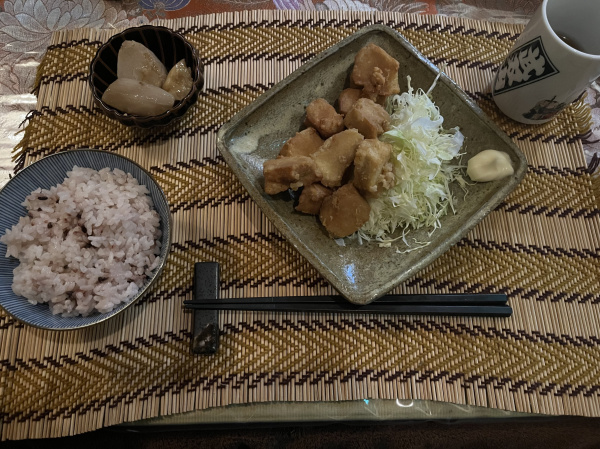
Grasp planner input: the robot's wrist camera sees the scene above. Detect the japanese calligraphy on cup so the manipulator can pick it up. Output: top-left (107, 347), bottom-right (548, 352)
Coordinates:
top-left (492, 0), bottom-right (600, 124)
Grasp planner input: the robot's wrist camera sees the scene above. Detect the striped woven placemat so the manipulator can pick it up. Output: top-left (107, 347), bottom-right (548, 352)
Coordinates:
top-left (2, 9), bottom-right (600, 440)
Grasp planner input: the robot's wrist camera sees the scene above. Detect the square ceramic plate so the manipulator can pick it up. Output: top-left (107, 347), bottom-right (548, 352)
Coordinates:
top-left (216, 25), bottom-right (527, 305)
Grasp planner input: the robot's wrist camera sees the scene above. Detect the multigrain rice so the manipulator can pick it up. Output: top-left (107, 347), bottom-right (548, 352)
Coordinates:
top-left (0, 166), bottom-right (162, 317)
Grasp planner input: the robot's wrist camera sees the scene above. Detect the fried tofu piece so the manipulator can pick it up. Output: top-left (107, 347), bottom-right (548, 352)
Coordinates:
top-left (263, 156), bottom-right (322, 195)
top-left (295, 183), bottom-right (332, 215)
top-left (350, 43), bottom-right (400, 98)
top-left (304, 98), bottom-right (345, 139)
top-left (319, 184), bottom-right (371, 238)
top-left (338, 87), bottom-right (386, 116)
top-left (361, 90), bottom-right (388, 106)
top-left (337, 88), bottom-right (362, 116)
top-left (343, 98), bottom-right (390, 139)
top-left (353, 139), bottom-right (395, 197)
top-left (310, 129), bottom-right (364, 188)
top-left (278, 128), bottom-right (324, 158)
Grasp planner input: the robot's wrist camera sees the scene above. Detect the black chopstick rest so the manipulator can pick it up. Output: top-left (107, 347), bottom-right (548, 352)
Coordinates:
top-left (190, 262), bottom-right (220, 355)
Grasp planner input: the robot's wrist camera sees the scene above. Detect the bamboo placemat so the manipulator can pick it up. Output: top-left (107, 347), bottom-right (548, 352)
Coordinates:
top-left (2, 10), bottom-right (600, 441)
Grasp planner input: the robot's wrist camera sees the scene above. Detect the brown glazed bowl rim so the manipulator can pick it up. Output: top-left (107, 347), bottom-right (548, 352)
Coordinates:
top-left (88, 24), bottom-right (203, 128)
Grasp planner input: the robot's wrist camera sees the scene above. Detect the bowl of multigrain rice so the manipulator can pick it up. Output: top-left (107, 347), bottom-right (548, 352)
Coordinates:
top-left (0, 149), bottom-right (171, 330)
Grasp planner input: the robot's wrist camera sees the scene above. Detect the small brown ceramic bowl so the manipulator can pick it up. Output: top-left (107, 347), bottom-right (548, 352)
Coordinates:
top-left (89, 25), bottom-right (204, 128)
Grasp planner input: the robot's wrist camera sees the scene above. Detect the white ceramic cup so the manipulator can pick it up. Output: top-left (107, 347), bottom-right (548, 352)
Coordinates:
top-left (492, 0), bottom-right (600, 124)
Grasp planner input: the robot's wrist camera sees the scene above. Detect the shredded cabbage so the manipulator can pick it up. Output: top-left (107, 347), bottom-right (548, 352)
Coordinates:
top-left (358, 75), bottom-right (466, 248)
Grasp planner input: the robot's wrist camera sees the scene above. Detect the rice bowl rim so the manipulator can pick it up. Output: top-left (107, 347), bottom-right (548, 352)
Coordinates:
top-left (0, 148), bottom-right (172, 331)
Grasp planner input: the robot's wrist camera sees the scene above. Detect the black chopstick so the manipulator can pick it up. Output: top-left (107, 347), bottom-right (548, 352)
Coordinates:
top-left (186, 293), bottom-right (506, 306)
top-left (188, 263), bottom-right (512, 355)
top-left (183, 294), bottom-right (511, 317)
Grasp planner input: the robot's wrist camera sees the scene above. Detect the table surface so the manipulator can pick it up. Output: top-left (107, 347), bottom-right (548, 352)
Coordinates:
top-left (1, 0), bottom-right (600, 431)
